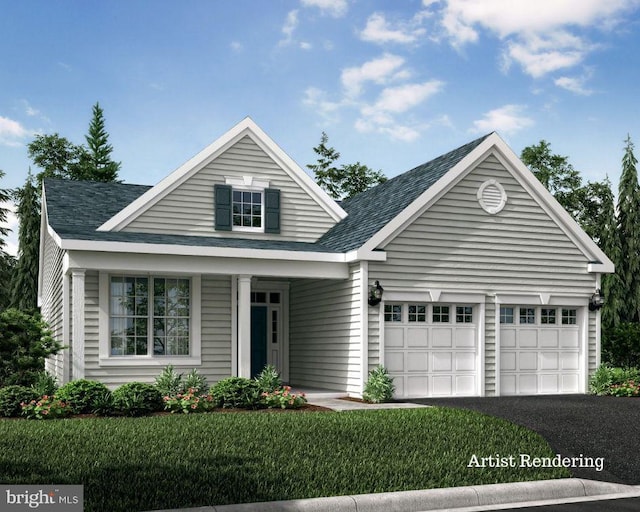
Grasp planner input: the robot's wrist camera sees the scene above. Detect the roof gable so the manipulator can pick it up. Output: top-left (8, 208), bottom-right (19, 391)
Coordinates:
top-left (97, 117), bottom-right (346, 232)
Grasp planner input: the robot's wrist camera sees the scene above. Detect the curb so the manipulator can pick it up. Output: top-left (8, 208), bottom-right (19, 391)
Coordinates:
top-left (150, 478), bottom-right (640, 512)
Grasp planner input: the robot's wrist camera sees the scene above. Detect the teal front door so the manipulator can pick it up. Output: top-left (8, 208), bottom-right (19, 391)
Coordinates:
top-left (251, 305), bottom-right (268, 378)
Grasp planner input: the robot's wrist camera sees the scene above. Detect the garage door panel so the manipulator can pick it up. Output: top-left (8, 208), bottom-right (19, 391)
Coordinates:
top-left (407, 352), bottom-right (429, 372)
top-left (432, 375), bottom-right (453, 396)
top-left (455, 328), bottom-right (475, 347)
top-left (519, 352), bottom-right (538, 370)
top-left (432, 328), bottom-right (453, 347)
top-left (385, 352), bottom-right (405, 373)
top-left (518, 330), bottom-right (538, 347)
top-left (456, 375), bottom-right (476, 395)
top-left (456, 352), bottom-right (476, 371)
top-left (386, 328), bottom-right (404, 347)
top-left (540, 330), bottom-right (559, 348)
top-left (407, 376), bottom-right (428, 397)
top-left (407, 328), bottom-right (428, 347)
top-left (500, 306), bottom-right (583, 396)
top-left (432, 352), bottom-right (452, 372)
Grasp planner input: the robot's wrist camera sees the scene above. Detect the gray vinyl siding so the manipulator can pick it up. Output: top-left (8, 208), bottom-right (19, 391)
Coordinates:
top-left (289, 265), bottom-right (362, 394)
top-left (368, 154), bottom-right (599, 394)
top-left (484, 300), bottom-right (496, 396)
top-left (41, 231), bottom-right (65, 383)
top-left (370, 155), bottom-right (594, 294)
top-left (368, 306), bottom-right (381, 373)
top-left (123, 136), bottom-right (337, 242)
top-left (84, 274), bottom-right (232, 388)
top-left (588, 310), bottom-right (597, 377)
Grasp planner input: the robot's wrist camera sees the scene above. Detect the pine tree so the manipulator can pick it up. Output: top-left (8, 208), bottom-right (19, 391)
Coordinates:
top-left (10, 173), bottom-right (40, 312)
top-left (616, 135), bottom-right (640, 323)
top-left (78, 102), bottom-right (120, 182)
top-left (0, 170), bottom-right (15, 310)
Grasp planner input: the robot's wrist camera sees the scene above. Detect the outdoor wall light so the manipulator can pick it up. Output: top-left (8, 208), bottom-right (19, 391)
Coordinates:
top-left (589, 289), bottom-right (604, 311)
top-left (368, 280), bottom-right (384, 306)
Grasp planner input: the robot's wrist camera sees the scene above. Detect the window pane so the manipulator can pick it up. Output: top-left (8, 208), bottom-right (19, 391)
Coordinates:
top-left (456, 306), bottom-right (473, 323)
top-left (270, 293), bottom-right (280, 304)
top-left (242, 191), bottom-right (251, 202)
top-left (500, 307), bottom-right (514, 324)
top-left (541, 308), bottom-right (556, 324)
top-left (233, 191), bottom-right (242, 202)
top-left (252, 216), bottom-right (262, 227)
top-left (433, 305), bottom-right (450, 323)
top-left (233, 215), bottom-right (241, 226)
top-left (520, 308), bottom-right (536, 324)
top-left (384, 304), bottom-right (402, 322)
top-left (243, 204), bottom-right (252, 215)
top-left (252, 192), bottom-right (261, 203)
top-left (243, 215), bottom-right (251, 226)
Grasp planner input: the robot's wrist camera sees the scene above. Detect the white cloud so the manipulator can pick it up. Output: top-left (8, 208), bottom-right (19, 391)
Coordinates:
top-left (438, 0), bottom-right (640, 77)
top-left (300, 41), bottom-right (313, 50)
top-left (303, 87), bottom-right (345, 123)
top-left (230, 41), bottom-right (243, 52)
top-left (300, 0), bottom-right (348, 18)
top-left (279, 10), bottom-right (299, 47)
top-left (369, 81), bottom-right (444, 113)
top-left (0, 115), bottom-right (30, 147)
top-left (471, 104), bottom-right (534, 135)
top-left (555, 75), bottom-right (594, 95)
top-left (360, 12), bottom-right (427, 45)
top-left (341, 53), bottom-right (406, 98)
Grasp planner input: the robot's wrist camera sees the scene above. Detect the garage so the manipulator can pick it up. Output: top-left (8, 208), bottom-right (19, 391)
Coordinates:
top-left (383, 303), bottom-right (478, 398)
top-left (500, 306), bottom-right (582, 396)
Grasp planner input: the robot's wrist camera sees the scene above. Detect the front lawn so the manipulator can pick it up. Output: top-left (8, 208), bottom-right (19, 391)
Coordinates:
top-left (0, 408), bottom-right (568, 512)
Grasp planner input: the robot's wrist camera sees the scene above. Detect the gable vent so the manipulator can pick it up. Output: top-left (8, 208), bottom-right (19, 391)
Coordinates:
top-left (477, 180), bottom-right (507, 214)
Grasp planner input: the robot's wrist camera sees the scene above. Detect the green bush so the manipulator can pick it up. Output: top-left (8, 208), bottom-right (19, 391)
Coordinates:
top-left (0, 385), bottom-right (38, 417)
top-left (183, 369), bottom-right (208, 393)
top-left (254, 364), bottom-right (282, 393)
top-left (56, 379), bottom-right (111, 414)
top-left (21, 395), bottom-right (71, 420)
top-left (602, 322), bottom-right (640, 368)
top-left (91, 390), bottom-right (115, 416)
top-left (112, 382), bottom-right (163, 416)
top-left (261, 386), bottom-right (307, 409)
top-left (362, 365), bottom-right (395, 403)
top-left (589, 363), bottom-right (640, 395)
top-left (30, 371), bottom-right (58, 397)
top-left (154, 365), bottom-right (184, 397)
top-left (211, 377), bottom-right (260, 409)
top-left (0, 309), bottom-right (62, 387)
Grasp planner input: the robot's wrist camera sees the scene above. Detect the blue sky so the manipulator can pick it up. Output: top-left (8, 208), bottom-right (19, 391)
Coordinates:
top-left (2, 0), bottom-right (640, 255)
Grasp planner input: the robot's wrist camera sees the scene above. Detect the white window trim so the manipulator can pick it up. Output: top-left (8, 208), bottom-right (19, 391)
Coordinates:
top-left (98, 272), bottom-right (201, 366)
top-left (225, 176), bottom-right (269, 234)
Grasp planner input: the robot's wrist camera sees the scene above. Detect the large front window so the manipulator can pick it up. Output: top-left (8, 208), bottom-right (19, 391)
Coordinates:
top-left (110, 276), bottom-right (190, 356)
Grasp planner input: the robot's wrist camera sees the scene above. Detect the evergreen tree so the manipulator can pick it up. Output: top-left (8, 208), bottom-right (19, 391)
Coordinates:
top-left (616, 135), bottom-right (640, 323)
top-left (307, 132), bottom-right (386, 200)
top-left (78, 102), bottom-right (120, 182)
top-left (27, 133), bottom-right (84, 188)
top-left (0, 170), bottom-right (15, 310)
top-left (10, 173), bottom-right (40, 312)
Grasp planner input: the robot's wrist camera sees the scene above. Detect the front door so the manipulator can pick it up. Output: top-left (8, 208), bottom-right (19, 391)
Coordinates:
top-left (250, 305), bottom-right (268, 378)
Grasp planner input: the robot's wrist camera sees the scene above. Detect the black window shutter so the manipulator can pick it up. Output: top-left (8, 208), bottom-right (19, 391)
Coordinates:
top-left (214, 184), bottom-right (232, 231)
top-left (264, 188), bottom-right (280, 234)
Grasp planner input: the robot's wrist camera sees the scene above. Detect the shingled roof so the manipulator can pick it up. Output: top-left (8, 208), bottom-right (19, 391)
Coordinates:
top-left (317, 133), bottom-right (492, 252)
top-left (43, 133), bottom-right (492, 254)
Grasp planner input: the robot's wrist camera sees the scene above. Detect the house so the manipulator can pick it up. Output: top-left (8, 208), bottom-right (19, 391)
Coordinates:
top-left (38, 117), bottom-right (614, 398)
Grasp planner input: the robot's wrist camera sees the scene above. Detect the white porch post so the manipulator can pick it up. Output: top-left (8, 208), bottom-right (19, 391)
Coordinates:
top-left (237, 275), bottom-right (252, 378)
top-left (71, 269), bottom-right (86, 380)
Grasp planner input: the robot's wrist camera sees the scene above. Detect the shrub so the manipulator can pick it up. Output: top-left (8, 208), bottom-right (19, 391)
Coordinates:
top-left (91, 390), bottom-right (115, 416)
top-left (112, 382), bottom-right (163, 417)
top-left (154, 365), bottom-right (184, 396)
top-left (21, 395), bottom-right (71, 420)
top-left (602, 322), bottom-right (640, 368)
top-left (163, 388), bottom-right (215, 414)
top-left (261, 386), bottom-right (307, 409)
top-left (362, 365), bottom-right (395, 403)
top-left (0, 385), bottom-right (38, 417)
top-left (183, 369), bottom-right (208, 393)
top-left (609, 380), bottom-right (640, 397)
top-left (589, 364), bottom-right (640, 395)
top-left (31, 371), bottom-right (58, 397)
top-left (211, 377), bottom-right (260, 409)
top-left (56, 379), bottom-right (111, 414)
top-left (0, 308), bottom-right (63, 387)
top-left (254, 364), bottom-right (282, 394)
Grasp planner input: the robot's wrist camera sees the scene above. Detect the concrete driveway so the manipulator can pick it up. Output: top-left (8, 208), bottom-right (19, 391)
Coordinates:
top-left (406, 395), bottom-right (640, 485)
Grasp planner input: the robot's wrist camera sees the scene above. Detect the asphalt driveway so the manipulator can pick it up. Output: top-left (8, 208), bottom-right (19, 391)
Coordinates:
top-left (406, 395), bottom-right (640, 485)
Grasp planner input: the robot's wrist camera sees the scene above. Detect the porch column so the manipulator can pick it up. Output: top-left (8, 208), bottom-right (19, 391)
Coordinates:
top-left (237, 275), bottom-right (252, 378)
top-left (71, 269), bottom-right (86, 380)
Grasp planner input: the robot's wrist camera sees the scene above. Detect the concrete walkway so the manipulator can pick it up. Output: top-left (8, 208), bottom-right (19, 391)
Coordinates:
top-left (298, 388), bottom-right (430, 411)
top-left (150, 479), bottom-right (640, 512)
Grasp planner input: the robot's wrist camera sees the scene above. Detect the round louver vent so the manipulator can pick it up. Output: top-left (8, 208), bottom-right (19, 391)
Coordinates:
top-left (477, 179), bottom-right (507, 214)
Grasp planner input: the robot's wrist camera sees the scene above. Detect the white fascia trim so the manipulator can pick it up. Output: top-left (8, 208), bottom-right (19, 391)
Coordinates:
top-left (345, 249), bottom-right (387, 262)
top-left (97, 117), bottom-right (346, 232)
top-left (383, 289), bottom-right (486, 303)
top-left (495, 293), bottom-right (589, 307)
top-left (60, 238), bottom-right (345, 263)
top-left (588, 262), bottom-right (614, 273)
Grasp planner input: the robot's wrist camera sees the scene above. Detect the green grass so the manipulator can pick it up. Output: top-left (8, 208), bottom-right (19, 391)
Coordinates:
top-left (0, 408), bottom-right (569, 512)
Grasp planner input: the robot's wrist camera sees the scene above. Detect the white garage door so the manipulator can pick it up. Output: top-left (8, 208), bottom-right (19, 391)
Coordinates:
top-left (500, 306), bottom-right (581, 396)
top-left (384, 303), bottom-right (478, 398)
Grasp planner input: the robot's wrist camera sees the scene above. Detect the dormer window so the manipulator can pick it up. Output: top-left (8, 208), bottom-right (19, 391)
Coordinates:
top-left (214, 177), bottom-right (280, 234)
